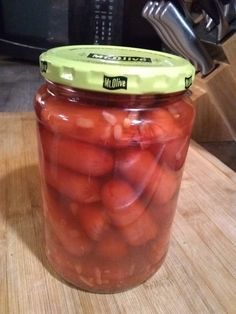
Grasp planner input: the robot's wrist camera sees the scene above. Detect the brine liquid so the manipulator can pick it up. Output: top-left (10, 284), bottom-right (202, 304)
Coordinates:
top-left (35, 85), bottom-right (195, 293)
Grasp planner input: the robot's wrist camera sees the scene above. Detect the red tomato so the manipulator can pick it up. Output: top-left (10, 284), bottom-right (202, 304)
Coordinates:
top-left (145, 166), bottom-right (179, 207)
top-left (40, 127), bottom-right (114, 176)
top-left (150, 197), bottom-right (178, 231)
top-left (34, 84), bottom-right (49, 117)
top-left (45, 189), bottom-right (92, 257)
top-left (47, 242), bottom-right (77, 282)
top-left (150, 136), bottom-right (190, 170)
top-left (46, 218), bottom-right (158, 291)
top-left (148, 231), bottom-right (171, 265)
top-left (147, 142), bottom-right (165, 164)
top-left (70, 203), bottom-right (109, 241)
top-left (45, 223), bottom-right (80, 282)
top-left (44, 161), bottom-right (101, 203)
top-left (96, 231), bottom-right (128, 260)
top-left (101, 179), bottom-right (145, 227)
top-left (167, 100), bottom-right (195, 135)
top-left (140, 108), bottom-right (183, 144)
top-left (115, 148), bottom-right (157, 191)
top-left (120, 211), bottom-right (159, 246)
top-left (40, 100), bottom-right (141, 147)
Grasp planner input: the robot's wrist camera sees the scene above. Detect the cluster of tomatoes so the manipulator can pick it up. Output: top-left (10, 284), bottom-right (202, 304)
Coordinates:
top-left (36, 86), bottom-right (195, 293)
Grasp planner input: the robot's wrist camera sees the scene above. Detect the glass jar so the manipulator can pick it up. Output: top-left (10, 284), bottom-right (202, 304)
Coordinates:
top-left (35, 45), bottom-right (195, 293)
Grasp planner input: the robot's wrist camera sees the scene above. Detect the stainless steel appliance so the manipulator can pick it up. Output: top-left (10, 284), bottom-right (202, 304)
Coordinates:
top-left (0, 0), bottom-right (162, 61)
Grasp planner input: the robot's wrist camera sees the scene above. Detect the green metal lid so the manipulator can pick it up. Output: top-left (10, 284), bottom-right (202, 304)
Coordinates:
top-left (39, 45), bottom-right (195, 95)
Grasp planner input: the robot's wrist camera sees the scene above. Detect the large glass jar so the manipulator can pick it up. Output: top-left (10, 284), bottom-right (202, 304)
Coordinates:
top-left (35, 46), bottom-right (195, 293)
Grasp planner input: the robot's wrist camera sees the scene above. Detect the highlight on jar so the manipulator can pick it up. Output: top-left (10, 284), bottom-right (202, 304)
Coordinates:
top-left (35, 45), bottom-right (196, 293)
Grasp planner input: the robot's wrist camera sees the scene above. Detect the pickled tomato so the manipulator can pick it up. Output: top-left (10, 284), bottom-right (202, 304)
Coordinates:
top-left (35, 84), bottom-right (195, 292)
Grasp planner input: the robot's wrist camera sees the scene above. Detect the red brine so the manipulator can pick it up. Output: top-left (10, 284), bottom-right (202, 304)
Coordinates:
top-left (35, 82), bottom-right (195, 293)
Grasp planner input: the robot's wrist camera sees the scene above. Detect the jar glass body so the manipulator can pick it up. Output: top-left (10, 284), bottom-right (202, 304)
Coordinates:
top-left (34, 81), bottom-right (195, 293)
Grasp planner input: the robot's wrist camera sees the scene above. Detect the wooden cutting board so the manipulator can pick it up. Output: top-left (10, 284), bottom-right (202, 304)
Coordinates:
top-left (0, 112), bottom-right (236, 314)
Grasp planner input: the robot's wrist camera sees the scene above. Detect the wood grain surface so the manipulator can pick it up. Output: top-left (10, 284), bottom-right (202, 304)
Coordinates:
top-left (191, 62), bottom-right (236, 142)
top-left (190, 33), bottom-right (236, 143)
top-left (0, 112), bottom-right (236, 314)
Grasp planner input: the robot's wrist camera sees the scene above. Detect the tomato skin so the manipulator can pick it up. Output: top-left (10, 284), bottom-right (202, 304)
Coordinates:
top-left (150, 137), bottom-right (189, 171)
top-left (101, 179), bottom-right (145, 227)
top-left (167, 100), bottom-right (195, 135)
top-left (145, 166), bottom-right (179, 207)
top-left (95, 231), bottom-right (128, 260)
top-left (114, 145), bottom-right (180, 210)
top-left (46, 223), bottom-right (160, 293)
top-left (70, 202), bottom-right (109, 241)
top-left (40, 100), bottom-right (111, 144)
top-left (120, 211), bottom-right (159, 246)
top-left (40, 100), bottom-right (141, 147)
top-left (44, 161), bottom-right (101, 203)
top-left (148, 232), bottom-right (170, 266)
top-left (162, 137), bottom-right (189, 170)
top-left (115, 148), bottom-right (157, 189)
top-left (45, 223), bottom-right (79, 280)
top-left (150, 197), bottom-right (178, 231)
top-left (140, 108), bottom-right (183, 144)
top-left (45, 189), bottom-right (92, 257)
top-left (40, 128), bottom-right (114, 176)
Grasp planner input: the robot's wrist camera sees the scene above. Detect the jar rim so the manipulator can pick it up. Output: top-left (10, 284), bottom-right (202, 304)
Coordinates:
top-left (45, 80), bottom-right (188, 109)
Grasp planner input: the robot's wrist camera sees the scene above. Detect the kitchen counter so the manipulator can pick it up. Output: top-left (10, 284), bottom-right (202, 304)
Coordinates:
top-left (0, 112), bottom-right (236, 314)
top-left (0, 58), bottom-right (42, 112)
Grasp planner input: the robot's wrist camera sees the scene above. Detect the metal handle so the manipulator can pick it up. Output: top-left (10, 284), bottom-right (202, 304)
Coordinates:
top-left (142, 1), bottom-right (188, 57)
top-left (160, 2), bottom-right (215, 75)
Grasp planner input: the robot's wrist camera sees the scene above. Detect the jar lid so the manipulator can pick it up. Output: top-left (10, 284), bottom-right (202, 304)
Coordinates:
top-left (39, 45), bottom-right (195, 95)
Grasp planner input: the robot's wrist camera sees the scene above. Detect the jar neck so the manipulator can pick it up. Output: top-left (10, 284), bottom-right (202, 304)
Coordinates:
top-left (46, 80), bottom-right (188, 109)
